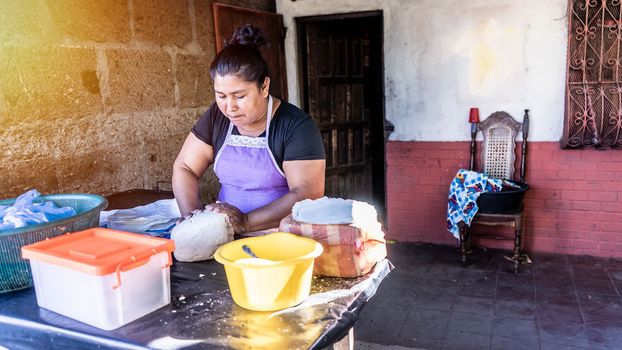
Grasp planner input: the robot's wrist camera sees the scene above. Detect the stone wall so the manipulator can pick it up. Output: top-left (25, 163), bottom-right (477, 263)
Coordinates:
top-left (0, 0), bottom-right (274, 201)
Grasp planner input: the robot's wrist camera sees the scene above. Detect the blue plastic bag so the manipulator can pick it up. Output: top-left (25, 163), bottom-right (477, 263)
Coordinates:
top-left (0, 190), bottom-right (76, 232)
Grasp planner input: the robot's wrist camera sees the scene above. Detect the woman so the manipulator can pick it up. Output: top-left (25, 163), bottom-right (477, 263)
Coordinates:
top-left (172, 24), bottom-right (325, 234)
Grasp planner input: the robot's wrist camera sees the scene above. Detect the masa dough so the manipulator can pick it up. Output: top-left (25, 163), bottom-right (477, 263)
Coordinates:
top-left (171, 210), bottom-right (234, 262)
top-left (292, 197), bottom-right (380, 231)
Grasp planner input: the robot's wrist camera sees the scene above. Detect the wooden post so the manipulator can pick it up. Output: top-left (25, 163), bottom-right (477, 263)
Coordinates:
top-left (520, 109), bottom-right (530, 182)
top-left (469, 123), bottom-right (477, 171)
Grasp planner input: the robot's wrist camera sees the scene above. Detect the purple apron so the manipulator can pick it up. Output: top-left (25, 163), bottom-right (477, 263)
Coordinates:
top-left (214, 96), bottom-right (289, 213)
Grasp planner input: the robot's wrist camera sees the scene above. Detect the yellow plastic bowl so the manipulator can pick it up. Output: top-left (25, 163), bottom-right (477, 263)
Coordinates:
top-left (214, 232), bottom-right (323, 311)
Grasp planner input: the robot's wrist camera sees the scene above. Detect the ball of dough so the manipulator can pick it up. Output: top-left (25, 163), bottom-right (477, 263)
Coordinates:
top-left (171, 210), bottom-right (234, 262)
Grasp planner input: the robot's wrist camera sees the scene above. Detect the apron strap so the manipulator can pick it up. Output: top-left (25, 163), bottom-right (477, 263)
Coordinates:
top-left (265, 95), bottom-right (273, 138)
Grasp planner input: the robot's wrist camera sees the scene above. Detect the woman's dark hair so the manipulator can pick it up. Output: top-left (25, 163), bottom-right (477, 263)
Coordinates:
top-left (210, 24), bottom-right (270, 87)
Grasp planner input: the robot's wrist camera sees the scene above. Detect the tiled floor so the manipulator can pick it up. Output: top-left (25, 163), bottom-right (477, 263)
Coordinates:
top-left (355, 242), bottom-right (622, 350)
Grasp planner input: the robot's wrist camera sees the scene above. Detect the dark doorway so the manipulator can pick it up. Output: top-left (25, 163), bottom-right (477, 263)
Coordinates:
top-left (297, 12), bottom-right (386, 222)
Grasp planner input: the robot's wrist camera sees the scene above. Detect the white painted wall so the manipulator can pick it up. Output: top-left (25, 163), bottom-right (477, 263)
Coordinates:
top-left (276, 0), bottom-right (567, 142)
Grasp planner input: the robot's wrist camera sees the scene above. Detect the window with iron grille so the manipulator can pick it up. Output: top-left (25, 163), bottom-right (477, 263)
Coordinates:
top-left (563, 0), bottom-right (622, 148)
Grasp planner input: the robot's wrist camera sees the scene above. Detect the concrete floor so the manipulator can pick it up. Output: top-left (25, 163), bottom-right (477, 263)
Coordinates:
top-left (355, 242), bottom-right (622, 350)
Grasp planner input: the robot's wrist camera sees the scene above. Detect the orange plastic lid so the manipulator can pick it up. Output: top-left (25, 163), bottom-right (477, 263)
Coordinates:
top-left (21, 228), bottom-right (175, 276)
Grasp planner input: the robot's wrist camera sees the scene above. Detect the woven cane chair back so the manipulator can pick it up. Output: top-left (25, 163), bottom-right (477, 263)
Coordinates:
top-left (479, 112), bottom-right (522, 180)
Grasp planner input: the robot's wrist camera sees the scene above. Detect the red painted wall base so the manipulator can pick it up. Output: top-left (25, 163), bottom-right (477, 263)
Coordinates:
top-left (386, 141), bottom-right (622, 258)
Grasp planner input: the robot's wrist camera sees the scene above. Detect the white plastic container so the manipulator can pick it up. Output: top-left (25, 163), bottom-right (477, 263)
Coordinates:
top-left (22, 228), bottom-right (175, 330)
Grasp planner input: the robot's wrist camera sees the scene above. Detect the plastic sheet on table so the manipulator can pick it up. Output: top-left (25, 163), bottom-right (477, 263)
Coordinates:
top-left (0, 257), bottom-right (394, 350)
top-left (99, 199), bottom-right (180, 237)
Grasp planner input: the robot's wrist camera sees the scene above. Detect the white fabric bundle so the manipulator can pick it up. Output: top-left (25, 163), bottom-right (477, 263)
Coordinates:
top-left (292, 197), bottom-right (380, 231)
top-left (171, 210), bottom-right (234, 262)
top-left (100, 199), bottom-right (180, 234)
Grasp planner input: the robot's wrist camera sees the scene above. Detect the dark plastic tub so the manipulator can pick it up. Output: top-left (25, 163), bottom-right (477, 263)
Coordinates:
top-left (477, 180), bottom-right (529, 214)
top-left (0, 194), bottom-right (108, 293)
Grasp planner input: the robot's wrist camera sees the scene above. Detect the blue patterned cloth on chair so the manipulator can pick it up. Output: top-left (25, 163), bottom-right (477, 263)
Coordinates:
top-left (447, 169), bottom-right (503, 238)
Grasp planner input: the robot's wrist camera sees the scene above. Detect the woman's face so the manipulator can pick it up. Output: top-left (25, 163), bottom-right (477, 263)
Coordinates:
top-left (213, 74), bottom-right (270, 131)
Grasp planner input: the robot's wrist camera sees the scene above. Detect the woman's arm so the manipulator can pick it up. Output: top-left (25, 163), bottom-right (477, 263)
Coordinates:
top-left (172, 133), bottom-right (215, 217)
top-left (246, 158), bottom-right (326, 231)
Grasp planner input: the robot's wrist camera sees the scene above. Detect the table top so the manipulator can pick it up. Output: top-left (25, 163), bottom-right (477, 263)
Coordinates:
top-left (0, 258), bottom-right (392, 350)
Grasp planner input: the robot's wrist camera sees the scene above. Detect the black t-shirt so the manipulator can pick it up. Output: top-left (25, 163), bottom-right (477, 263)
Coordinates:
top-left (191, 101), bottom-right (325, 170)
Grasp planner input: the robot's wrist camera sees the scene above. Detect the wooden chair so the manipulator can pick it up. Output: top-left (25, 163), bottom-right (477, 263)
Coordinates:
top-left (458, 110), bottom-right (530, 273)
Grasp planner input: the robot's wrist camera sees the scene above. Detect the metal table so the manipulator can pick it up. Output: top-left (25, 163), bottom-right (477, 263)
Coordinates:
top-left (0, 258), bottom-right (392, 350)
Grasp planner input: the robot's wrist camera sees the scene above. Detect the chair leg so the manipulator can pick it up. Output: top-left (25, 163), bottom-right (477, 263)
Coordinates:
top-left (459, 222), bottom-right (467, 265)
top-left (459, 222), bottom-right (471, 266)
top-left (513, 216), bottom-right (523, 274)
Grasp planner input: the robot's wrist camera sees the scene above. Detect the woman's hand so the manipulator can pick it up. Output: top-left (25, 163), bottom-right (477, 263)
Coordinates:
top-left (175, 208), bottom-right (202, 225)
top-left (205, 202), bottom-right (249, 234)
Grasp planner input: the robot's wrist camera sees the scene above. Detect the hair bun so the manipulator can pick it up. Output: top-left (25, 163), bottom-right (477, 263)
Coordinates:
top-left (226, 24), bottom-right (268, 50)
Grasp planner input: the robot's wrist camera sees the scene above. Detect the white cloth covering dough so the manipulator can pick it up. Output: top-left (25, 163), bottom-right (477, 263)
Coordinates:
top-left (292, 197), bottom-right (381, 231)
top-left (171, 210), bottom-right (234, 262)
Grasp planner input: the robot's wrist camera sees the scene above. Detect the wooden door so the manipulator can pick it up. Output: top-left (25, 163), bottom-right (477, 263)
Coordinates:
top-left (299, 14), bottom-right (385, 217)
top-left (213, 3), bottom-right (288, 100)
